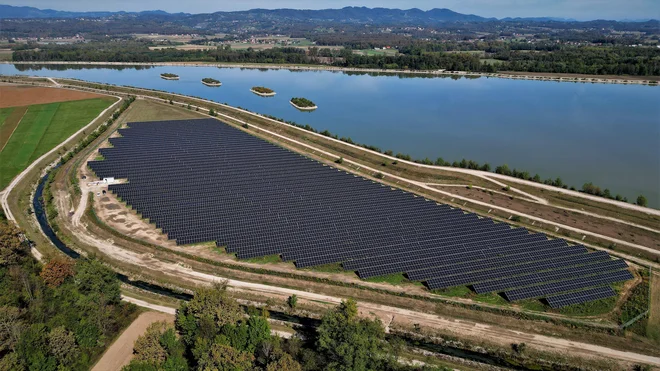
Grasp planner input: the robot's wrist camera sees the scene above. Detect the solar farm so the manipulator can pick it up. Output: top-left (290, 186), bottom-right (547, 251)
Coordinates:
top-left (88, 118), bottom-right (634, 308)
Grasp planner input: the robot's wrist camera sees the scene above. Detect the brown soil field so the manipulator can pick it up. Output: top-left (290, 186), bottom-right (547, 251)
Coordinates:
top-left (91, 312), bottom-right (174, 371)
top-left (0, 85), bottom-right (104, 108)
top-left (0, 106), bottom-right (27, 150)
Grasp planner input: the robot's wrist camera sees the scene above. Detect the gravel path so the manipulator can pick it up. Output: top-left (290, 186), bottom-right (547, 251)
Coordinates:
top-left (91, 312), bottom-right (174, 371)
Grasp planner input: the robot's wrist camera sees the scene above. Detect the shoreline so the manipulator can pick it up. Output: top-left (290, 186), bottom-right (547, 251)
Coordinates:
top-left (250, 89), bottom-right (276, 97)
top-left (290, 100), bottom-right (318, 110)
top-left (201, 80), bottom-right (222, 87)
top-left (4, 61), bottom-right (657, 86)
top-left (160, 74), bottom-right (179, 80)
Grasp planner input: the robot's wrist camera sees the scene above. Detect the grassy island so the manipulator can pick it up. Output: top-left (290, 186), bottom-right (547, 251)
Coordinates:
top-left (160, 73), bottom-right (179, 80)
top-left (202, 77), bottom-right (222, 86)
top-left (290, 97), bottom-right (317, 110)
top-left (251, 86), bottom-right (276, 96)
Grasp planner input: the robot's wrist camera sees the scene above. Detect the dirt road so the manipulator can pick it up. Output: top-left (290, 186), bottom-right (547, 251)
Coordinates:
top-left (63, 188), bottom-right (660, 366)
top-left (199, 105), bottom-right (660, 264)
top-left (91, 312), bottom-right (175, 371)
top-left (3, 81), bottom-right (658, 367)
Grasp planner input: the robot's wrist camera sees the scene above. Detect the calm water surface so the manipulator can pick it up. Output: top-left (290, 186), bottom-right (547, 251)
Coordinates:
top-left (2, 64), bottom-right (658, 207)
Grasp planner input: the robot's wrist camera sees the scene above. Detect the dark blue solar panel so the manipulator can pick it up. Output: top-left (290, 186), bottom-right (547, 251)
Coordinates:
top-left (88, 118), bottom-right (630, 306)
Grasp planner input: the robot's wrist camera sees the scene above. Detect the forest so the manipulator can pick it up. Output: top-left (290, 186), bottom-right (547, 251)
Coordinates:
top-left (0, 216), bottom-right (443, 370)
top-left (0, 220), bottom-right (139, 370)
top-left (123, 283), bottom-right (444, 371)
top-left (11, 40), bottom-right (660, 76)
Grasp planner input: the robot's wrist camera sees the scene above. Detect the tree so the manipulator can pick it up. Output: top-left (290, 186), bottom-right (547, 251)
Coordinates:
top-left (267, 353), bottom-right (302, 371)
top-left (209, 108), bottom-right (216, 116)
top-left (40, 257), bottom-right (75, 288)
top-left (553, 177), bottom-right (563, 188)
top-left (47, 326), bottom-right (79, 366)
top-left (74, 259), bottom-right (121, 305)
top-left (495, 164), bottom-right (511, 176)
top-left (176, 282), bottom-right (242, 347)
top-left (0, 306), bottom-right (23, 354)
top-left (0, 222), bottom-right (28, 266)
top-left (316, 299), bottom-right (385, 371)
top-left (133, 321), bottom-right (169, 365)
top-left (197, 343), bottom-right (253, 371)
top-left (287, 294), bottom-right (298, 310)
top-left (636, 195), bottom-right (647, 207)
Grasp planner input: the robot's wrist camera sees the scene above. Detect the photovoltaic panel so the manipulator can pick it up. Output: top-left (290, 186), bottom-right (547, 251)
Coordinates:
top-left (88, 118), bottom-right (631, 306)
top-left (546, 286), bottom-right (617, 308)
top-left (504, 269), bottom-right (633, 301)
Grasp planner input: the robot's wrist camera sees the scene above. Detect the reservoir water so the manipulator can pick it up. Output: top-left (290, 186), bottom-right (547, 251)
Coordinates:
top-left (3, 63), bottom-right (658, 207)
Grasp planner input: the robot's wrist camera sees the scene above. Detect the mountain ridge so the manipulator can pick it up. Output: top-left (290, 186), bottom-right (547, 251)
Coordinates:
top-left (0, 4), bottom-right (656, 23)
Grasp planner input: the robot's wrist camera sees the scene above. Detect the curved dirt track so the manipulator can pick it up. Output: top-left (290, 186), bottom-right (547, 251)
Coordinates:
top-left (2, 80), bottom-right (658, 367)
top-left (91, 311), bottom-right (174, 371)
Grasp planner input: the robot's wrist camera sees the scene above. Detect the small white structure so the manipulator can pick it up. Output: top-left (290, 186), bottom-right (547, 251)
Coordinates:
top-left (102, 177), bottom-right (115, 183)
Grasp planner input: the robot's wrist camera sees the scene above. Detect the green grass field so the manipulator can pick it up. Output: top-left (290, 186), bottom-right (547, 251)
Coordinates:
top-left (0, 107), bottom-right (14, 127)
top-left (0, 98), bottom-right (114, 190)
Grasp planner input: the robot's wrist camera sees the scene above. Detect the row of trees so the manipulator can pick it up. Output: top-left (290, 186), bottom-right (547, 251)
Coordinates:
top-left (0, 220), bottom-right (139, 370)
top-left (12, 40), bottom-right (660, 76)
top-left (124, 283), bottom-right (441, 371)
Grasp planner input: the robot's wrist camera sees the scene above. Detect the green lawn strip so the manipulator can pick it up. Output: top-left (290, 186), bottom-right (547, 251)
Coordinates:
top-left (30, 98), bottom-right (114, 163)
top-left (0, 107), bottom-right (15, 128)
top-left (0, 103), bottom-right (60, 187)
top-left (0, 98), bottom-right (113, 189)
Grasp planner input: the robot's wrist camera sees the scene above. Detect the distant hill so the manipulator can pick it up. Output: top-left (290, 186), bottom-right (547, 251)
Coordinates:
top-left (0, 4), bottom-right (655, 23)
top-left (0, 5), bottom-right (188, 19)
top-left (202, 7), bottom-right (494, 24)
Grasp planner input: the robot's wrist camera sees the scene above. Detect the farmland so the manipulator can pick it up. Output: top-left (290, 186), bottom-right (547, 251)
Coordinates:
top-left (0, 87), bottom-right (114, 189)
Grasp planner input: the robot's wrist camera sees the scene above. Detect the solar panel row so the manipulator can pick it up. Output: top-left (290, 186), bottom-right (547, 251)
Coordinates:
top-left (504, 269), bottom-right (633, 301)
top-left (88, 118), bottom-right (631, 307)
top-left (545, 286), bottom-right (617, 308)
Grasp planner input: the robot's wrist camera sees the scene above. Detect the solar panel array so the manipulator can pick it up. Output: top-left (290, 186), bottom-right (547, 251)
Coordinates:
top-left (88, 118), bottom-right (632, 307)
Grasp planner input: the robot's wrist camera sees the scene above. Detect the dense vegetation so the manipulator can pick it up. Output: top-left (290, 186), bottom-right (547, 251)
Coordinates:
top-left (0, 221), bottom-right (139, 370)
top-left (291, 97), bottom-right (316, 108)
top-left (252, 86), bottom-right (275, 94)
top-left (618, 270), bottom-right (651, 336)
top-left (12, 40), bottom-right (660, 76)
top-left (161, 73), bottom-right (179, 78)
top-left (124, 283), bottom-right (443, 371)
top-left (202, 77), bottom-right (220, 84)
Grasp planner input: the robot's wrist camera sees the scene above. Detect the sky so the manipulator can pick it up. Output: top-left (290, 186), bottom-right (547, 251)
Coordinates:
top-left (3, 0), bottom-right (659, 21)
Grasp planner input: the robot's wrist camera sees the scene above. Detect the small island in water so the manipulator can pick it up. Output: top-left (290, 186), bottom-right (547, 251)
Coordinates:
top-left (290, 97), bottom-right (318, 111)
top-left (201, 77), bottom-right (222, 86)
top-left (251, 86), bottom-right (276, 96)
top-left (160, 73), bottom-right (179, 80)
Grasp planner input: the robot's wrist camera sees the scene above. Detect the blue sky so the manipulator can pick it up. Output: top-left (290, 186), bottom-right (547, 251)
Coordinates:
top-left (4, 0), bottom-right (659, 20)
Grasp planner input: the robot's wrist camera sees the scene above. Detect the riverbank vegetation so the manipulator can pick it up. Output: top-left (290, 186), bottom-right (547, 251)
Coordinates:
top-left (201, 77), bottom-right (221, 85)
top-left (5, 79), bottom-right (656, 367)
top-left (256, 113), bottom-right (647, 206)
top-left (12, 39), bottom-right (660, 76)
top-left (252, 86), bottom-right (274, 94)
top-left (290, 97), bottom-right (316, 108)
top-left (124, 283), bottom-right (440, 371)
top-left (0, 221), bottom-right (139, 370)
